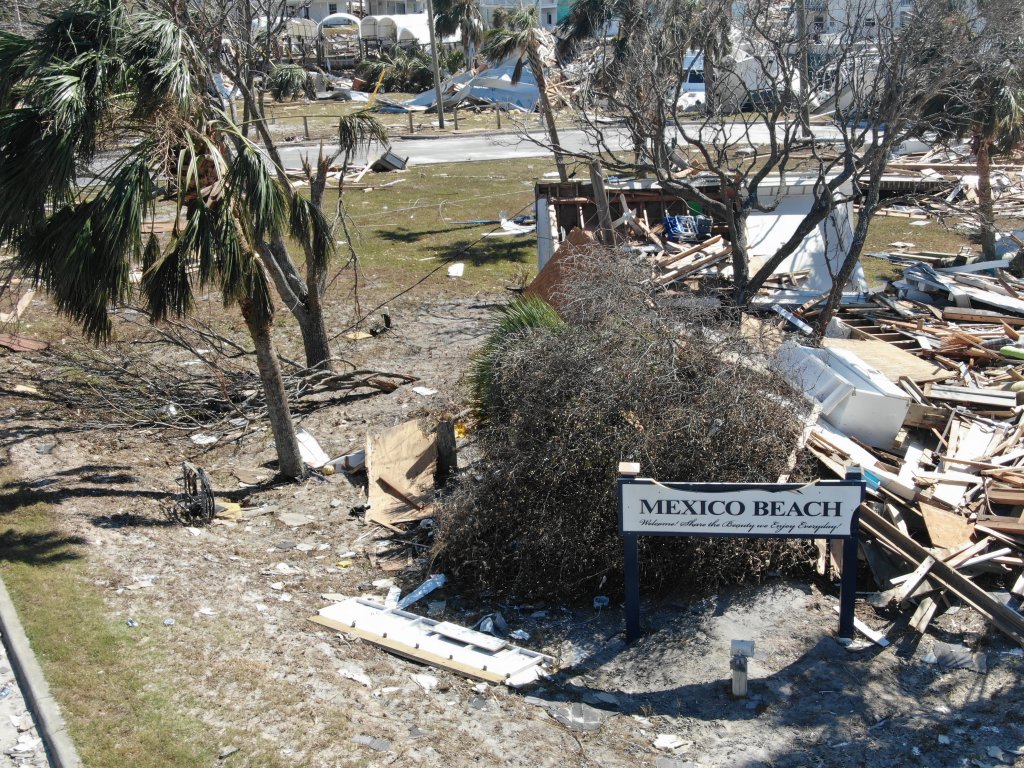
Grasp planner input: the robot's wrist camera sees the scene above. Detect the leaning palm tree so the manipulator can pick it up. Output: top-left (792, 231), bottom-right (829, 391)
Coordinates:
top-left (433, 0), bottom-right (483, 70)
top-left (482, 5), bottom-right (568, 182)
top-left (0, 0), bottom-right (349, 478)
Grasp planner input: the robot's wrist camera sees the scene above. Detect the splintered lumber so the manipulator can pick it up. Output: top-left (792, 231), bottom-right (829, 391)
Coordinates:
top-left (859, 506), bottom-right (1024, 646)
top-left (655, 235), bottom-right (723, 269)
top-left (831, 606), bottom-right (890, 647)
top-left (903, 403), bottom-right (950, 431)
top-left (895, 555), bottom-right (936, 603)
top-left (655, 244), bottom-right (732, 286)
top-left (909, 596), bottom-right (940, 634)
top-left (310, 598), bottom-right (554, 686)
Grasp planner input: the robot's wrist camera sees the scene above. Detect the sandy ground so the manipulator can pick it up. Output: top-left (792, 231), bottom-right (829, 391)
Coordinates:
top-left (2, 296), bottom-right (1024, 768)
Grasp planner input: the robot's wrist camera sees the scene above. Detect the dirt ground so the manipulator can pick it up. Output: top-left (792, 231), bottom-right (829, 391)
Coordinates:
top-left (2, 295), bottom-right (1024, 768)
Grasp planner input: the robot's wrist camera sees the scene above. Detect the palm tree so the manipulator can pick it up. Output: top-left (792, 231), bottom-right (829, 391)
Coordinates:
top-left (923, 58), bottom-right (1024, 260)
top-left (970, 76), bottom-right (1024, 260)
top-left (0, 0), bottom-right (348, 478)
top-left (433, 0), bottom-right (482, 70)
top-left (482, 5), bottom-right (568, 182)
top-left (556, 0), bottom-right (639, 62)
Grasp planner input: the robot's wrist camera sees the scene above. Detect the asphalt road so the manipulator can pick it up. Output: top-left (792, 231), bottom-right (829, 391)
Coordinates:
top-left (275, 121), bottom-right (848, 171)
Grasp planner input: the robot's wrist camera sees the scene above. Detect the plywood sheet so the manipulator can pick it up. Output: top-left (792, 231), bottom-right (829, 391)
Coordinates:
top-left (822, 337), bottom-right (952, 384)
top-left (366, 420), bottom-right (436, 527)
top-left (919, 501), bottom-right (972, 548)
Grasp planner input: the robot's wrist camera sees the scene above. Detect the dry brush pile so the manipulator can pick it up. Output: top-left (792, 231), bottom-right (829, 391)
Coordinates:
top-left (433, 246), bottom-right (818, 601)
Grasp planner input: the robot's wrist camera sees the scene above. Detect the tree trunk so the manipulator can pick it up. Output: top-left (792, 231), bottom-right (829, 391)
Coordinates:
top-left (703, 54), bottom-right (717, 116)
top-left (527, 47), bottom-right (569, 182)
top-left (240, 299), bottom-right (306, 479)
top-left (728, 203), bottom-right (750, 305)
top-left (814, 175), bottom-right (882, 336)
top-left (297, 283), bottom-right (331, 371)
top-left (977, 135), bottom-right (997, 260)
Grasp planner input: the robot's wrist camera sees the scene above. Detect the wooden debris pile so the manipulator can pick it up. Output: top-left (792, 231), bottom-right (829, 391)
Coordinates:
top-left (799, 262), bottom-right (1024, 646)
top-left (872, 144), bottom-right (1024, 232)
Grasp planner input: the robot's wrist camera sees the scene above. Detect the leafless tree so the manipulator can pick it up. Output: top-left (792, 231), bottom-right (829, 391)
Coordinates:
top-left (560, 0), bottom-right (982, 331)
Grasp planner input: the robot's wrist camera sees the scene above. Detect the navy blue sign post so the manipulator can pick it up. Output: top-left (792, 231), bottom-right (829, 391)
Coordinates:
top-left (618, 463), bottom-right (864, 643)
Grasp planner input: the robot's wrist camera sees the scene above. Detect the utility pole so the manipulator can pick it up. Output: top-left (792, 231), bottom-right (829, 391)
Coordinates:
top-left (13, 0), bottom-right (24, 33)
top-left (425, 0), bottom-right (446, 129)
top-left (795, 0), bottom-right (812, 138)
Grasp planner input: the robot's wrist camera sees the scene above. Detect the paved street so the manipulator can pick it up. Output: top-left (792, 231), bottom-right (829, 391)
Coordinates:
top-left (275, 121), bottom-right (847, 171)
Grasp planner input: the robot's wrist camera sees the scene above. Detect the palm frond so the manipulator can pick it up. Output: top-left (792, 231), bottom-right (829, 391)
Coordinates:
top-left (0, 31), bottom-right (33, 107)
top-left (0, 108), bottom-right (78, 245)
top-left (267, 64), bottom-right (308, 101)
top-left (289, 194), bottom-right (335, 282)
top-left (125, 12), bottom-right (201, 116)
top-left (468, 296), bottom-right (566, 425)
top-left (142, 202), bottom-right (207, 322)
top-left (337, 110), bottom-right (388, 159)
top-left (482, 7), bottom-right (538, 75)
top-left (227, 141), bottom-right (287, 246)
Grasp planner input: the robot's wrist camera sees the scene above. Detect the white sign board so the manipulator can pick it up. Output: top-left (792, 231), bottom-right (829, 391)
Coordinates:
top-left (621, 480), bottom-right (861, 538)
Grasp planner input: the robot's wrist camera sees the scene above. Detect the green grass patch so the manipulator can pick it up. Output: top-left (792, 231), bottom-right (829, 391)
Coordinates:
top-left (0, 477), bottom-right (282, 768)
top-left (323, 157), bottom-right (553, 308)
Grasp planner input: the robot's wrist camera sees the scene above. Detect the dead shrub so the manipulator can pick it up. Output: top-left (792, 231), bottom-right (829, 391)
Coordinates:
top-left (432, 245), bottom-right (817, 601)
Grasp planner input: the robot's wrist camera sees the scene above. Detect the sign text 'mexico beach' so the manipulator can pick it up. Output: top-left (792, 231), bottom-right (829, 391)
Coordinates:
top-left (621, 482), bottom-right (861, 538)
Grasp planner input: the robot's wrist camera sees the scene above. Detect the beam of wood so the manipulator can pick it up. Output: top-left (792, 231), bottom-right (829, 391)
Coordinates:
top-left (656, 248), bottom-right (731, 285)
top-left (588, 160), bottom-right (615, 245)
top-left (895, 555), bottom-right (936, 603)
top-left (956, 548), bottom-right (1012, 570)
top-left (986, 487), bottom-right (1024, 506)
top-left (909, 596), bottom-right (940, 634)
top-left (655, 235), bottom-right (723, 268)
top-left (858, 506), bottom-right (1024, 646)
top-left (974, 515), bottom-right (1024, 537)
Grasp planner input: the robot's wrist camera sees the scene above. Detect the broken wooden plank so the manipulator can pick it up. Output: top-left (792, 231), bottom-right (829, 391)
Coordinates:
top-left (859, 506), bottom-right (1024, 646)
top-left (909, 596), bottom-right (940, 634)
top-left (0, 333), bottom-right (48, 352)
top-left (903, 402), bottom-right (950, 431)
top-left (973, 514), bottom-right (1024, 537)
top-left (926, 384), bottom-right (1018, 408)
top-left (895, 555), bottom-right (936, 603)
top-left (986, 486), bottom-right (1024, 506)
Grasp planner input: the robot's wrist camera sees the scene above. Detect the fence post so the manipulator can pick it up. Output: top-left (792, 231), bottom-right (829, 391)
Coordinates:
top-left (303, 115), bottom-right (310, 140)
top-left (408, 111), bottom-right (414, 134)
top-left (496, 106), bottom-right (501, 130)
top-left (453, 106), bottom-right (459, 131)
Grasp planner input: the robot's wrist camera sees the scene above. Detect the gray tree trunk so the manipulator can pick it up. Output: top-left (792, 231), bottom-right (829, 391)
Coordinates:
top-left (527, 47), bottom-right (569, 183)
top-left (241, 299), bottom-right (306, 479)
